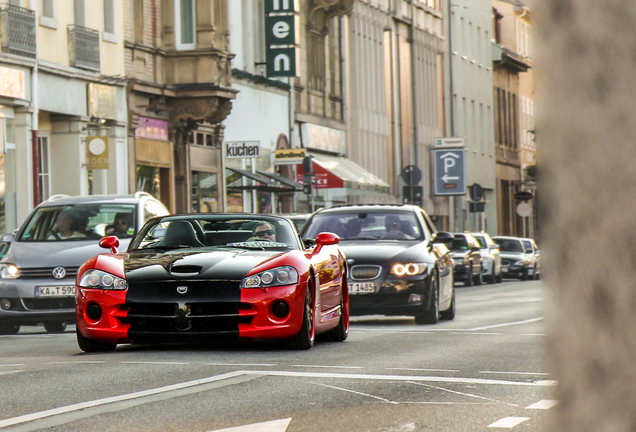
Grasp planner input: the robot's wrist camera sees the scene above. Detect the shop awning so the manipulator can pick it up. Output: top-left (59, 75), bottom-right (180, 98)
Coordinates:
top-left (297, 152), bottom-right (391, 194)
top-left (226, 167), bottom-right (298, 193)
top-left (257, 170), bottom-right (303, 191)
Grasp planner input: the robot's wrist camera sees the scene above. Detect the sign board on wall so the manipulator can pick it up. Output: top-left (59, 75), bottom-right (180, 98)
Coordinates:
top-left (0, 66), bottom-right (26, 100)
top-left (85, 136), bottom-right (109, 169)
top-left (265, 0), bottom-right (299, 78)
top-left (300, 123), bottom-right (347, 155)
top-left (225, 141), bottom-right (260, 158)
top-left (87, 83), bottom-right (117, 120)
top-left (432, 148), bottom-right (466, 195)
top-left (275, 148), bottom-right (306, 164)
top-left (135, 117), bottom-right (169, 141)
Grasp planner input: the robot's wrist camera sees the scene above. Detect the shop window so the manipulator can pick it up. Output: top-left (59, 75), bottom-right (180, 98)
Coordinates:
top-left (191, 171), bottom-right (218, 213)
top-left (103, 0), bottom-right (116, 43)
top-left (136, 165), bottom-right (161, 199)
top-left (175, 0), bottom-right (196, 50)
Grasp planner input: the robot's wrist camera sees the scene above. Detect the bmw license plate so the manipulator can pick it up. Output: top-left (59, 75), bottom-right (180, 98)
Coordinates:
top-left (348, 282), bottom-right (376, 294)
top-left (35, 286), bottom-right (76, 297)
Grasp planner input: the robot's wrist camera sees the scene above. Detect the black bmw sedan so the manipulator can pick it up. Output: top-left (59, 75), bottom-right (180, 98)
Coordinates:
top-left (301, 204), bottom-right (455, 324)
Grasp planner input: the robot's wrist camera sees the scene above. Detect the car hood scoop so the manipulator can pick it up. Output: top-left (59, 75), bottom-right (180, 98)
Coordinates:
top-left (169, 264), bottom-right (203, 275)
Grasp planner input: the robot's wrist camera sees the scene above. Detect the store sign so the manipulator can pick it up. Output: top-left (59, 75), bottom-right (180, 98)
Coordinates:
top-left (87, 83), bottom-right (117, 119)
top-left (0, 67), bottom-right (25, 99)
top-left (274, 148), bottom-right (306, 165)
top-left (226, 141), bottom-right (260, 158)
top-left (296, 161), bottom-right (344, 189)
top-left (136, 117), bottom-right (169, 141)
top-left (85, 136), bottom-right (109, 170)
top-left (301, 123), bottom-right (347, 155)
top-left (265, 1), bottom-right (299, 78)
top-left (434, 137), bottom-right (464, 147)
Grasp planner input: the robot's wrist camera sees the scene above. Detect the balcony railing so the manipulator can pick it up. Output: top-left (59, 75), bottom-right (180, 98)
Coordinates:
top-left (68, 25), bottom-right (100, 72)
top-left (0, 5), bottom-right (36, 59)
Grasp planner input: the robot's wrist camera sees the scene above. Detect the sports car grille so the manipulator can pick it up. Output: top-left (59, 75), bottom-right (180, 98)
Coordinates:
top-left (350, 265), bottom-right (381, 280)
top-left (19, 267), bottom-right (80, 279)
top-left (22, 298), bottom-right (75, 310)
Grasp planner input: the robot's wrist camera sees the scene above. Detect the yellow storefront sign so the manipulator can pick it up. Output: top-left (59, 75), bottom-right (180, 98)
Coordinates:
top-left (274, 148), bottom-right (306, 165)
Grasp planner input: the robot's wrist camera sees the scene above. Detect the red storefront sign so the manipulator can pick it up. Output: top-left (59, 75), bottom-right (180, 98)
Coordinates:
top-left (296, 161), bottom-right (343, 189)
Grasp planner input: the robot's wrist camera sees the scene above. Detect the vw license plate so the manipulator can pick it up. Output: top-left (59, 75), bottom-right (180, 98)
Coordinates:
top-left (348, 282), bottom-right (376, 294)
top-left (35, 286), bottom-right (76, 297)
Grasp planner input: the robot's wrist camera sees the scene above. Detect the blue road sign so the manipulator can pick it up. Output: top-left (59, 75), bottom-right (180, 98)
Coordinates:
top-left (433, 148), bottom-right (466, 195)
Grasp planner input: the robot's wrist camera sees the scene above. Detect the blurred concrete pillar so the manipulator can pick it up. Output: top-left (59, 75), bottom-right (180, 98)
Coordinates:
top-left (533, 1), bottom-right (636, 430)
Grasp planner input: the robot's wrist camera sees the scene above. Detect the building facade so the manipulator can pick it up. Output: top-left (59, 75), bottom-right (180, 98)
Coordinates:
top-left (124, 0), bottom-right (236, 214)
top-left (0, 0), bottom-right (128, 233)
top-left (492, 0), bottom-right (531, 236)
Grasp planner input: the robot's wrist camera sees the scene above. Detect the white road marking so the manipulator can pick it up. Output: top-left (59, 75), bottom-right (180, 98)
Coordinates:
top-left (468, 317), bottom-right (543, 331)
top-left (516, 298), bottom-right (542, 303)
top-left (0, 370), bottom-right (23, 375)
top-left (487, 417), bottom-right (530, 428)
top-left (120, 361), bottom-right (190, 365)
top-left (246, 370), bottom-right (556, 387)
top-left (0, 371), bottom-right (248, 429)
top-left (47, 361), bottom-right (106, 365)
top-left (526, 399), bottom-right (558, 410)
top-left (468, 297), bottom-right (492, 301)
top-left (0, 364), bottom-right (23, 367)
top-left (206, 418), bottom-right (292, 432)
top-left (292, 365), bottom-right (364, 369)
top-left (313, 382), bottom-right (398, 404)
top-left (386, 367), bottom-right (459, 373)
top-left (449, 332), bottom-right (503, 336)
top-left (406, 381), bottom-right (519, 407)
top-left (204, 363), bottom-right (277, 367)
top-left (480, 371), bottom-right (549, 376)
top-left (521, 334), bottom-right (547, 336)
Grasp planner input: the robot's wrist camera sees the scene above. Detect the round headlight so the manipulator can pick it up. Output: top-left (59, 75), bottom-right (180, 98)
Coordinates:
top-left (392, 264), bottom-right (406, 276)
top-left (406, 263), bottom-right (420, 275)
top-left (261, 272), bottom-right (274, 284)
top-left (0, 299), bottom-right (11, 310)
top-left (101, 274), bottom-right (114, 287)
top-left (87, 273), bottom-right (101, 286)
top-left (277, 270), bottom-right (290, 284)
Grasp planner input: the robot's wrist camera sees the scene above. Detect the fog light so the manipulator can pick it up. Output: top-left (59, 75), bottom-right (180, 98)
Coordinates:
top-left (272, 301), bottom-right (290, 318)
top-left (0, 299), bottom-right (11, 310)
top-left (408, 294), bottom-right (422, 303)
top-left (86, 303), bottom-right (102, 320)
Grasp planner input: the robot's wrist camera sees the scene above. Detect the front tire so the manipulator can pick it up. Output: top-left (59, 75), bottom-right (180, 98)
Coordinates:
top-left (0, 323), bottom-right (20, 335)
top-left (439, 289), bottom-right (456, 320)
top-left (415, 273), bottom-right (439, 325)
top-left (44, 321), bottom-right (67, 334)
top-left (77, 330), bottom-right (117, 353)
top-left (286, 286), bottom-right (315, 350)
top-left (463, 265), bottom-right (473, 287)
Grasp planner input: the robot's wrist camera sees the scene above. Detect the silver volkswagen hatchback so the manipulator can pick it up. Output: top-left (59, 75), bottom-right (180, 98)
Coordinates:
top-left (0, 192), bottom-right (169, 334)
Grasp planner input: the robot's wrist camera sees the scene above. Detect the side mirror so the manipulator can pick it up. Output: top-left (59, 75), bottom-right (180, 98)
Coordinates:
top-left (432, 231), bottom-right (454, 244)
top-left (312, 232), bottom-right (339, 254)
top-left (99, 236), bottom-right (120, 254)
top-left (471, 246), bottom-right (481, 252)
top-left (490, 244), bottom-right (500, 250)
top-left (524, 249), bottom-right (533, 254)
top-left (0, 232), bottom-right (15, 243)
top-left (150, 227), bottom-right (166, 239)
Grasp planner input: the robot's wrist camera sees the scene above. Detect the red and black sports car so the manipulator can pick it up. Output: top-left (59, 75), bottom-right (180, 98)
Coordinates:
top-left (75, 214), bottom-right (348, 351)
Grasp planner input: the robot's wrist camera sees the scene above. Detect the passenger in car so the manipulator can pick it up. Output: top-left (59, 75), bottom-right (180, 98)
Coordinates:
top-left (382, 215), bottom-right (413, 240)
top-left (105, 213), bottom-right (133, 237)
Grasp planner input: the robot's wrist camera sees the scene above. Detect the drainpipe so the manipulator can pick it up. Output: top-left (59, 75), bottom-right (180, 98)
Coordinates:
top-left (30, 0), bottom-right (39, 208)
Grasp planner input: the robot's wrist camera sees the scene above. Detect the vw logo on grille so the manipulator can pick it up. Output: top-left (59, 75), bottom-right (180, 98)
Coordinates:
top-left (177, 286), bottom-right (188, 294)
top-left (52, 267), bottom-right (66, 279)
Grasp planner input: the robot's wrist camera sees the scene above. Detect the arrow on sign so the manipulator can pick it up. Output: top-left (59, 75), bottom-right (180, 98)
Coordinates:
top-left (440, 152), bottom-right (460, 159)
top-left (207, 418), bottom-right (292, 432)
top-left (442, 174), bottom-right (459, 182)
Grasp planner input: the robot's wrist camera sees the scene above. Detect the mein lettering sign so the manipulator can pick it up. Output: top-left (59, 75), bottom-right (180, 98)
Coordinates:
top-left (226, 141), bottom-right (260, 159)
top-left (265, 0), bottom-right (299, 78)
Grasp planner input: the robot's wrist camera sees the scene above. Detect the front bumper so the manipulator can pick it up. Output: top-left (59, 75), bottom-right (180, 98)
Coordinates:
top-left (348, 273), bottom-right (432, 317)
top-left (453, 264), bottom-right (471, 280)
top-left (76, 283), bottom-right (308, 344)
top-left (0, 279), bottom-right (76, 325)
top-left (501, 265), bottom-right (529, 279)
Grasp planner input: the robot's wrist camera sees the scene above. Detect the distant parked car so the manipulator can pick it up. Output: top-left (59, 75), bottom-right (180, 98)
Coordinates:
top-left (471, 232), bottom-right (502, 284)
top-left (0, 192), bottom-right (170, 335)
top-left (492, 236), bottom-right (541, 280)
top-left (449, 233), bottom-right (483, 286)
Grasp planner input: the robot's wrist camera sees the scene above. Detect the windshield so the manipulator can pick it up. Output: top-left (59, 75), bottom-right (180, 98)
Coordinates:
top-left (18, 204), bottom-right (137, 242)
top-left (449, 236), bottom-right (469, 251)
top-left (303, 212), bottom-right (424, 241)
top-left (129, 215), bottom-right (301, 251)
top-left (494, 238), bottom-right (524, 253)
top-left (522, 240), bottom-right (534, 252)
top-left (473, 235), bottom-right (487, 248)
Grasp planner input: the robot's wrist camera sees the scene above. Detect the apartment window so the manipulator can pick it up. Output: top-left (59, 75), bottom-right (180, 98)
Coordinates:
top-left (175, 0), bottom-right (196, 50)
top-left (74, 0), bottom-right (85, 27)
top-left (188, 131), bottom-right (214, 147)
top-left (103, 0), bottom-right (117, 43)
top-left (38, 136), bottom-right (50, 201)
top-left (133, 0), bottom-right (144, 44)
top-left (40, 0), bottom-right (57, 29)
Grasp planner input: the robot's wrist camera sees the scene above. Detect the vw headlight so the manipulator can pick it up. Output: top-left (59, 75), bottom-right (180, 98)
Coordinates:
top-left (391, 263), bottom-right (427, 277)
top-left (0, 264), bottom-right (19, 279)
top-left (242, 266), bottom-right (299, 288)
top-left (79, 269), bottom-right (128, 290)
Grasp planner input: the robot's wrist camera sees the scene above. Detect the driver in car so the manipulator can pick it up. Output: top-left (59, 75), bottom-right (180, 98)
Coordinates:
top-left (248, 222), bottom-right (277, 242)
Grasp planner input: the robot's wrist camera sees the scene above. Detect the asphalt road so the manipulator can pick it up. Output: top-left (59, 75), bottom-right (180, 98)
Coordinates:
top-left (0, 279), bottom-right (554, 432)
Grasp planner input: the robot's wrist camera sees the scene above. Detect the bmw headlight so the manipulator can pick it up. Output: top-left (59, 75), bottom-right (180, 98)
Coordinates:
top-left (241, 266), bottom-right (299, 288)
top-left (0, 264), bottom-right (19, 279)
top-left (390, 263), bottom-right (427, 277)
top-left (79, 269), bottom-right (128, 290)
